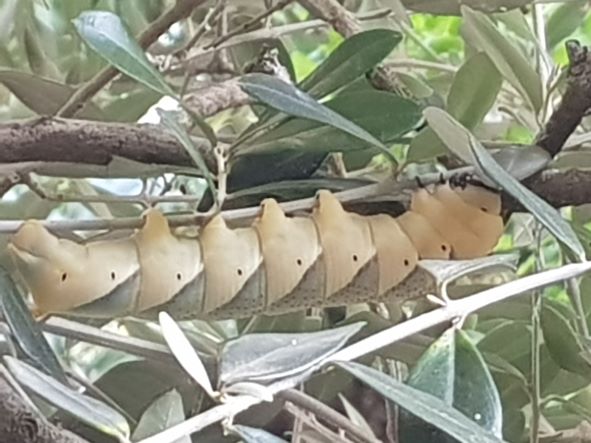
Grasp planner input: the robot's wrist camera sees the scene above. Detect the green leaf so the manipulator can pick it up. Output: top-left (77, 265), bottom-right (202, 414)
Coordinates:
top-left (219, 323), bottom-right (364, 387)
top-left (409, 52), bottom-right (502, 162)
top-left (336, 361), bottom-right (506, 443)
top-left (0, 70), bottom-right (104, 118)
top-left (299, 29), bottom-right (402, 98)
top-left (424, 107), bottom-right (585, 261)
top-left (4, 356), bottom-right (130, 441)
top-left (132, 389), bottom-right (190, 442)
top-left (541, 301), bottom-right (591, 377)
top-left (0, 269), bottom-right (67, 384)
top-left (238, 73), bottom-right (397, 163)
top-left (231, 425), bottom-right (289, 443)
top-left (402, 0), bottom-right (531, 15)
top-left (159, 312), bottom-right (216, 399)
top-left (73, 10), bottom-right (174, 96)
top-left (157, 109), bottom-right (217, 205)
top-left (546, 1), bottom-right (589, 49)
top-left (447, 52), bottom-right (502, 129)
top-left (239, 90), bottom-right (420, 156)
top-left (400, 329), bottom-right (503, 442)
top-left (461, 6), bottom-right (543, 112)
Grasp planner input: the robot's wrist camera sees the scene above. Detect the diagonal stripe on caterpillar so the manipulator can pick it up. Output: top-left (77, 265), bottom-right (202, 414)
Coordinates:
top-left (7, 181), bottom-right (504, 320)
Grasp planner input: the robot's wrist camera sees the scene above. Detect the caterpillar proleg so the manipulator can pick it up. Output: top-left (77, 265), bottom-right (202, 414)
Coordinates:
top-left (7, 182), bottom-right (504, 320)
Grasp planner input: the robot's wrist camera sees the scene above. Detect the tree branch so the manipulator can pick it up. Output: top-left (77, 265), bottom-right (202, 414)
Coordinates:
top-left (535, 40), bottom-right (591, 157)
top-left (0, 374), bottom-right (89, 443)
top-left (0, 118), bottom-right (215, 178)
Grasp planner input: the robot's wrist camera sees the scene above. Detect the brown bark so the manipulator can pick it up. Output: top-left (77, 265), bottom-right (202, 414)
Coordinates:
top-left (0, 375), bottom-right (89, 443)
top-left (0, 117), bottom-right (215, 176)
top-left (535, 41), bottom-right (591, 157)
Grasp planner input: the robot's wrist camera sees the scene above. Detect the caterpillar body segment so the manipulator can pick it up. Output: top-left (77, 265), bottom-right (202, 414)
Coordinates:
top-left (7, 182), bottom-right (504, 320)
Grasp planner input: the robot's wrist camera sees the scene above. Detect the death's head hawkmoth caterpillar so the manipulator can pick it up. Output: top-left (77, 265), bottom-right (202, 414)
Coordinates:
top-left (7, 182), bottom-right (504, 320)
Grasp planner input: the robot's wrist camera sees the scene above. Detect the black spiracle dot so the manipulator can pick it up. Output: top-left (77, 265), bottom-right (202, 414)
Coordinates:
top-left (480, 207), bottom-right (488, 213)
top-left (61, 272), bottom-right (67, 282)
top-left (441, 244), bottom-right (448, 252)
top-left (237, 268), bottom-right (243, 276)
top-left (296, 258), bottom-right (303, 266)
top-left (403, 259), bottom-right (410, 266)
top-left (110, 271), bottom-right (116, 280)
top-left (352, 254), bottom-right (358, 262)
top-left (176, 272), bottom-right (182, 281)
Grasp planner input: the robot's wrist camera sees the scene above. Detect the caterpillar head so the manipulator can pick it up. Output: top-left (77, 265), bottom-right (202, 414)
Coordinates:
top-left (8, 221), bottom-right (78, 313)
top-left (8, 221), bottom-right (139, 316)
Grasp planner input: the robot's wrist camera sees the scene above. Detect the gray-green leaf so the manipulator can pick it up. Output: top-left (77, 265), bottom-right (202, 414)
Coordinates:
top-left (399, 329), bottom-right (503, 442)
top-left (4, 356), bottom-right (130, 441)
top-left (73, 11), bottom-right (174, 97)
top-left (158, 109), bottom-right (217, 206)
top-left (230, 425), bottom-right (289, 443)
top-left (0, 269), bottom-right (67, 384)
top-left (239, 73), bottom-right (397, 163)
top-left (336, 361), bottom-right (506, 443)
top-left (219, 322), bottom-right (364, 387)
top-left (461, 6), bottom-right (543, 113)
top-left (132, 389), bottom-right (190, 442)
top-left (299, 29), bottom-right (402, 98)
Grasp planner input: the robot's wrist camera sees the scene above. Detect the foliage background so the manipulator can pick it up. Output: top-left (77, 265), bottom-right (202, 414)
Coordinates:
top-left (1, 1), bottom-right (591, 443)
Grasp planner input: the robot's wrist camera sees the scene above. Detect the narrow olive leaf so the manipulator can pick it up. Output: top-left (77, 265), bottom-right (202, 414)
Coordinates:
top-left (546, 1), bottom-right (588, 49)
top-left (158, 312), bottom-right (216, 400)
top-left (461, 6), bottom-right (543, 113)
top-left (219, 322), bottom-right (365, 387)
top-left (157, 109), bottom-right (217, 205)
top-left (409, 52), bottom-right (502, 162)
top-left (132, 389), bottom-right (190, 443)
top-left (73, 11), bottom-right (175, 97)
top-left (447, 52), bottom-right (502, 130)
top-left (239, 73), bottom-right (397, 163)
top-left (230, 425), bottom-right (289, 443)
top-left (239, 91), bottom-right (421, 156)
top-left (222, 381), bottom-right (274, 402)
top-left (299, 29), bottom-right (402, 98)
top-left (400, 329), bottom-right (503, 442)
top-left (404, 0), bottom-right (530, 14)
top-left (4, 356), bottom-right (130, 441)
top-left (419, 254), bottom-right (518, 289)
top-left (0, 70), bottom-right (105, 118)
top-left (541, 301), bottom-right (591, 377)
top-left (424, 107), bottom-right (585, 261)
top-left (336, 361), bottom-right (506, 443)
top-left (0, 269), bottom-right (67, 384)
top-left (490, 145), bottom-right (550, 181)
top-left (179, 104), bottom-right (218, 149)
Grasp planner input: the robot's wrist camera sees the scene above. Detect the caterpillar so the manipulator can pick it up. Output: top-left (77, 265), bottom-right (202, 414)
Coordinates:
top-left (7, 181), bottom-right (504, 320)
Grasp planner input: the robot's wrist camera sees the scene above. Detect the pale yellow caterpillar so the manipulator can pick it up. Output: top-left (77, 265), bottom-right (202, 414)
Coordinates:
top-left (7, 182), bottom-right (504, 320)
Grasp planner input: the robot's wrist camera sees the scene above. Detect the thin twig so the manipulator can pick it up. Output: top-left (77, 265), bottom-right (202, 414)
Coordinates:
top-left (283, 402), bottom-right (353, 443)
top-left (0, 169), bottom-right (467, 234)
top-left (175, 8), bottom-right (391, 75)
top-left (204, 0), bottom-right (294, 50)
top-left (56, 0), bottom-right (209, 117)
top-left (278, 389), bottom-right (379, 443)
top-left (530, 227), bottom-right (543, 443)
top-left (179, 0), bottom-right (226, 53)
top-left (21, 173), bottom-right (201, 209)
top-left (567, 276), bottom-right (590, 339)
